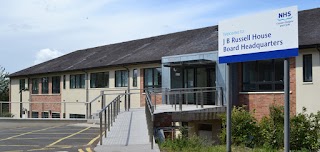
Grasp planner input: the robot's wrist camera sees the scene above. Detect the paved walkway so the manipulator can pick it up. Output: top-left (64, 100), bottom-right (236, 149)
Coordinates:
top-left (94, 108), bottom-right (160, 152)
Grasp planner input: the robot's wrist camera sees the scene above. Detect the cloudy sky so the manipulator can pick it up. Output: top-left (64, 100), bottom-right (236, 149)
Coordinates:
top-left (0, 0), bottom-right (319, 74)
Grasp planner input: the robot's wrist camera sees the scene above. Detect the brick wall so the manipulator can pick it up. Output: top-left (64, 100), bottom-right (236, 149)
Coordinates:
top-left (30, 77), bottom-right (62, 118)
top-left (238, 58), bottom-right (296, 121)
top-left (139, 69), bottom-right (162, 107)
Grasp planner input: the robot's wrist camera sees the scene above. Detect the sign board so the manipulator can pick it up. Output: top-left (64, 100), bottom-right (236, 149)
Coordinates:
top-left (218, 6), bottom-right (298, 64)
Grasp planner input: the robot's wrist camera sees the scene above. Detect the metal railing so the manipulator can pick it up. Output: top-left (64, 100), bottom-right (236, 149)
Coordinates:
top-left (145, 90), bottom-right (154, 149)
top-left (97, 91), bottom-right (124, 145)
top-left (0, 101), bottom-right (87, 119)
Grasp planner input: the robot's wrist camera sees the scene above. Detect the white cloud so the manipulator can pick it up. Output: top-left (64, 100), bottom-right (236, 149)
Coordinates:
top-left (34, 48), bottom-right (63, 65)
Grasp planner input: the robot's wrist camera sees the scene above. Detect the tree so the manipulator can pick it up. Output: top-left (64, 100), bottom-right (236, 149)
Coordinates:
top-left (0, 66), bottom-right (9, 101)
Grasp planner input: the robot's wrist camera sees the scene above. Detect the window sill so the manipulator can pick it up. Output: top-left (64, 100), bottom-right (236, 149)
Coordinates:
top-left (302, 82), bottom-right (313, 85)
top-left (239, 91), bottom-right (292, 94)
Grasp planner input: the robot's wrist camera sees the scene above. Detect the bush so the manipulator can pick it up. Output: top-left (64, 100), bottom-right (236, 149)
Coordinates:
top-left (220, 106), bottom-right (261, 148)
top-left (0, 112), bottom-right (14, 117)
top-left (160, 136), bottom-right (207, 152)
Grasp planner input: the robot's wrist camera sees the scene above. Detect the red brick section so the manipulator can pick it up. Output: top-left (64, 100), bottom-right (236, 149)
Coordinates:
top-left (139, 69), bottom-right (162, 107)
top-left (238, 58), bottom-right (296, 121)
top-left (30, 77), bottom-right (62, 118)
top-left (154, 113), bottom-right (174, 138)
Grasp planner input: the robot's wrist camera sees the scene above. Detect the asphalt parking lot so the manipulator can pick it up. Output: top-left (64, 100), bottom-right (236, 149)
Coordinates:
top-left (0, 122), bottom-right (100, 152)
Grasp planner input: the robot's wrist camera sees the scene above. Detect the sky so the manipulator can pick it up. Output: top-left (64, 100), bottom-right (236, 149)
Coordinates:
top-left (0, 0), bottom-right (319, 74)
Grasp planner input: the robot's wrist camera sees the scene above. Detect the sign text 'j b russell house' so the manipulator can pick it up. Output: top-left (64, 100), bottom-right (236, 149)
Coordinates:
top-left (218, 6), bottom-right (298, 64)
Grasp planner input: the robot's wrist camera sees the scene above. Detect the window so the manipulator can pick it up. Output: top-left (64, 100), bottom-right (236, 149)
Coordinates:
top-left (115, 70), bottom-right (128, 87)
top-left (63, 75), bottom-right (66, 89)
top-left (133, 69), bottom-right (138, 87)
top-left (41, 77), bottom-right (49, 94)
top-left (32, 111), bottom-right (39, 118)
top-left (70, 74), bottom-right (85, 89)
top-left (52, 113), bottom-right (60, 118)
top-left (242, 59), bottom-right (284, 91)
top-left (19, 79), bottom-right (25, 91)
top-left (52, 76), bottom-right (61, 94)
top-left (32, 78), bottom-right (39, 94)
top-left (69, 114), bottom-right (85, 119)
top-left (41, 112), bottom-right (49, 118)
top-left (90, 72), bottom-right (109, 88)
top-left (144, 68), bottom-right (162, 89)
top-left (303, 54), bottom-right (312, 82)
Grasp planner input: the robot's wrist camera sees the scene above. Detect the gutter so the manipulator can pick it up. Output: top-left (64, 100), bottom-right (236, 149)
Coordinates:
top-left (122, 66), bottom-right (130, 111)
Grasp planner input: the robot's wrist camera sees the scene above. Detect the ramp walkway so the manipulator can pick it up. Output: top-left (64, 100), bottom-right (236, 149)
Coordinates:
top-left (94, 108), bottom-right (160, 152)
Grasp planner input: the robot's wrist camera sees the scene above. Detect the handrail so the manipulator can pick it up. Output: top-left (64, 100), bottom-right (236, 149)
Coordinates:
top-left (98, 93), bottom-right (123, 145)
top-left (145, 90), bottom-right (154, 149)
top-left (88, 94), bottom-right (102, 104)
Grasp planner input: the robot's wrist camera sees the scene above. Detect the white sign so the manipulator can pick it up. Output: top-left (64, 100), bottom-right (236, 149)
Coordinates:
top-left (218, 6), bottom-right (298, 63)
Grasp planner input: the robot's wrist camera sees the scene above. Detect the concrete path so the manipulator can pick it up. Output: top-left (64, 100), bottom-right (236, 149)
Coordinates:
top-left (94, 108), bottom-right (160, 152)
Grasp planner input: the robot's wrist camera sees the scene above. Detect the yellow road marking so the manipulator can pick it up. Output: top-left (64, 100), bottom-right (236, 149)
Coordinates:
top-left (87, 131), bottom-right (104, 146)
top-left (46, 127), bottom-right (91, 147)
top-left (27, 147), bottom-right (55, 152)
top-left (0, 126), bottom-right (61, 141)
top-left (0, 145), bottom-right (39, 147)
top-left (78, 149), bottom-right (85, 152)
top-left (9, 138), bottom-right (93, 140)
top-left (86, 147), bottom-right (92, 152)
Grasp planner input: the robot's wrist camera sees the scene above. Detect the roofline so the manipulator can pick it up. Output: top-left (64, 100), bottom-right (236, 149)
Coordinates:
top-left (9, 60), bottom-right (161, 78)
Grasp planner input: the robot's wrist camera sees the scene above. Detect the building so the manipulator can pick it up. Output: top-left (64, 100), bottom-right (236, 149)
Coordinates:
top-left (9, 7), bottom-right (320, 141)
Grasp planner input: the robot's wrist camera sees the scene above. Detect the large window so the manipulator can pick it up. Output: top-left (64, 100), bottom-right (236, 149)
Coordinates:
top-left (52, 76), bottom-right (61, 94)
top-left (32, 78), bottom-right (39, 94)
top-left (41, 77), bottom-right (49, 94)
top-left (19, 79), bottom-right (25, 91)
top-left (133, 69), bottom-right (138, 87)
top-left (144, 68), bottom-right (162, 89)
top-left (242, 59), bottom-right (284, 91)
top-left (115, 70), bottom-right (128, 87)
top-left (90, 72), bottom-right (109, 88)
top-left (303, 54), bottom-right (312, 82)
top-left (70, 74), bottom-right (85, 89)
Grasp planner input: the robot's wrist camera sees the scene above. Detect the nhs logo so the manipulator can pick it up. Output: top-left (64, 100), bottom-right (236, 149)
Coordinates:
top-left (277, 11), bottom-right (293, 21)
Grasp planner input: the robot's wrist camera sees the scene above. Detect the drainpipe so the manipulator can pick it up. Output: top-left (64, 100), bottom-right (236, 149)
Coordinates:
top-left (123, 66), bottom-right (130, 111)
top-left (83, 71), bottom-right (89, 119)
top-left (316, 45), bottom-right (320, 61)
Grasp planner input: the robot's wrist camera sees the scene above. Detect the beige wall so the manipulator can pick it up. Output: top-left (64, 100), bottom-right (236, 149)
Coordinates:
top-left (10, 78), bottom-right (30, 118)
top-left (296, 48), bottom-right (320, 114)
top-left (10, 63), bottom-right (161, 118)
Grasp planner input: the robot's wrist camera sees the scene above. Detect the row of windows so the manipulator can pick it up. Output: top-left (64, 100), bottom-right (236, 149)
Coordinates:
top-left (242, 54), bottom-right (313, 92)
top-left (21, 68), bottom-right (161, 93)
top-left (30, 112), bottom-right (84, 119)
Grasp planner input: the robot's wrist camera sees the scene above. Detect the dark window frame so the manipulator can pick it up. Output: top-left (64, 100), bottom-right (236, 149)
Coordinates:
top-left (303, 54), bottom-right (313, 82)
top-left (41, 112), bottom-right (49, 118)
top-left (32, 78), bottom-right (39, 94)
top-left (19, 79), bottom-right (25, 91)
top-left (144, 68), bottom-right (162, 89)
top-left (41, 77), bottom-right (49, 94)
top-left (90, 72), bottom-right (109, 88)
top-left (115, 70), bottom-right (128, 87)
top-left (63, 75), bottom-right (66, 89)
top-left (52, 112), bottom-right (60, 118)
top-left (133, 69), bottom-right (138, 87)
top-left (52, 76), bottom-right (61, 94)
top-left (70, 74), bottom-right (85, 89)
top-left (242, 59), bottom-right (284, 92)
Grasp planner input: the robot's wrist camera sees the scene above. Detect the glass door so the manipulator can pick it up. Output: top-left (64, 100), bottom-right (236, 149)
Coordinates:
top-left (184, 68), bottom-right (195, 104)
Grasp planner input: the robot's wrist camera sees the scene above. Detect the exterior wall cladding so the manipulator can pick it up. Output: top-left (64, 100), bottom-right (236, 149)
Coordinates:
top-left (30, 77), bottom-right (62, 118)
top-left (237, 57), bottom-right (296, 121)
top-left (139, 69), bottom-right (162, 107)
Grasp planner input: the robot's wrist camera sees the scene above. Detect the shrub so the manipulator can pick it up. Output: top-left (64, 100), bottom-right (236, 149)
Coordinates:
top-left (220, 106), bottom-right (261, 148)
top-left (0, 112), bottom-right (14, 117)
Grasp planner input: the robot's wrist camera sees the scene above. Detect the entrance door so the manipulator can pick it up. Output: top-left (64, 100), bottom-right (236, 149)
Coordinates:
top-left (184, 68), bottom-right (195, 104)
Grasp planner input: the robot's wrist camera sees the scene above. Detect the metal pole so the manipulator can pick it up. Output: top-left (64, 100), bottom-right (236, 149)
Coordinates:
top-left (226, 63), bottom-right (232, 152)
top-left (284, 58), bottom-right (290, 152)
top-left (20, 90), bottom-right (22, 118)
top-left (99, 112), bottom-right (103, 145)
top-left (179, 93), bottom-right (182, 111)
top-left (125, 90), bottom-right (127, 111)
top-left (101, 91), bottom-right (104, 109)
top-left (154, 92), bottom-right (157, 110)
top-left (174, 94), bottom-right (177, 111)
top-left (0, 103), bottom-right (2, 116)
top-left (110, 104), bottom-right (113, 126)
top-left (64, 101), bottom-right (66, 118)
top-left (108, 107), bottom-right (111, 131)
top-left (104, 109), bottom-right (107, 138)
top-left (196, 92), bottom-right (199, 108)
top-left (201, 89), bottom-right (204, 108)
top-left (113, 102), bottom-right (116, 122)
top-left (89, 103), bottom-right (92, 119)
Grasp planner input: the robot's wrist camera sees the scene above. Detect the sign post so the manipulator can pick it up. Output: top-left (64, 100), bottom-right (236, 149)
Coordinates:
top-left (218, 6), bottom-right (298, 152)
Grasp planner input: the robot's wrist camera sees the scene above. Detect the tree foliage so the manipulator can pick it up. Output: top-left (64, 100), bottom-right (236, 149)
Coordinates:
top-left (0, 66), bottom-right (9, 101)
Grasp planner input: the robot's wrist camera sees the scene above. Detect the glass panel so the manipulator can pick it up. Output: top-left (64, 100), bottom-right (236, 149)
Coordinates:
top-left (32, 79), bottom-right (38, 94)
top-left (258, 60), bottom-right (272, 82)
top-left (70, 75), bottom-right (75, 89)
top-left (42, 77), bottom-right (48, 94)
top-left (19, 79), bottom-right (25, 90)
top-left (303, 54), bottom-right (313, 82)
top-left (52, 76), bottom-right (60, 94)
top-left (133, 69), bottom-right (137, 87)
top-left (145, 69), bottom-right (153, 87)
top-left (104, 72), bottom-right (109, 88)
top-left (274, 59), bottom-right (284, 82)
top-left (122, 71), bottom-right (128, 87)
top-left (90, 73), bottom-right (96, 88)
top-left (80, 74), bottom-right (85, 88)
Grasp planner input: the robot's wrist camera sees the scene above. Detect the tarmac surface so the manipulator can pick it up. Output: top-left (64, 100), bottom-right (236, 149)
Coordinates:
top-left (0, 122), bottom-right (100, 152)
